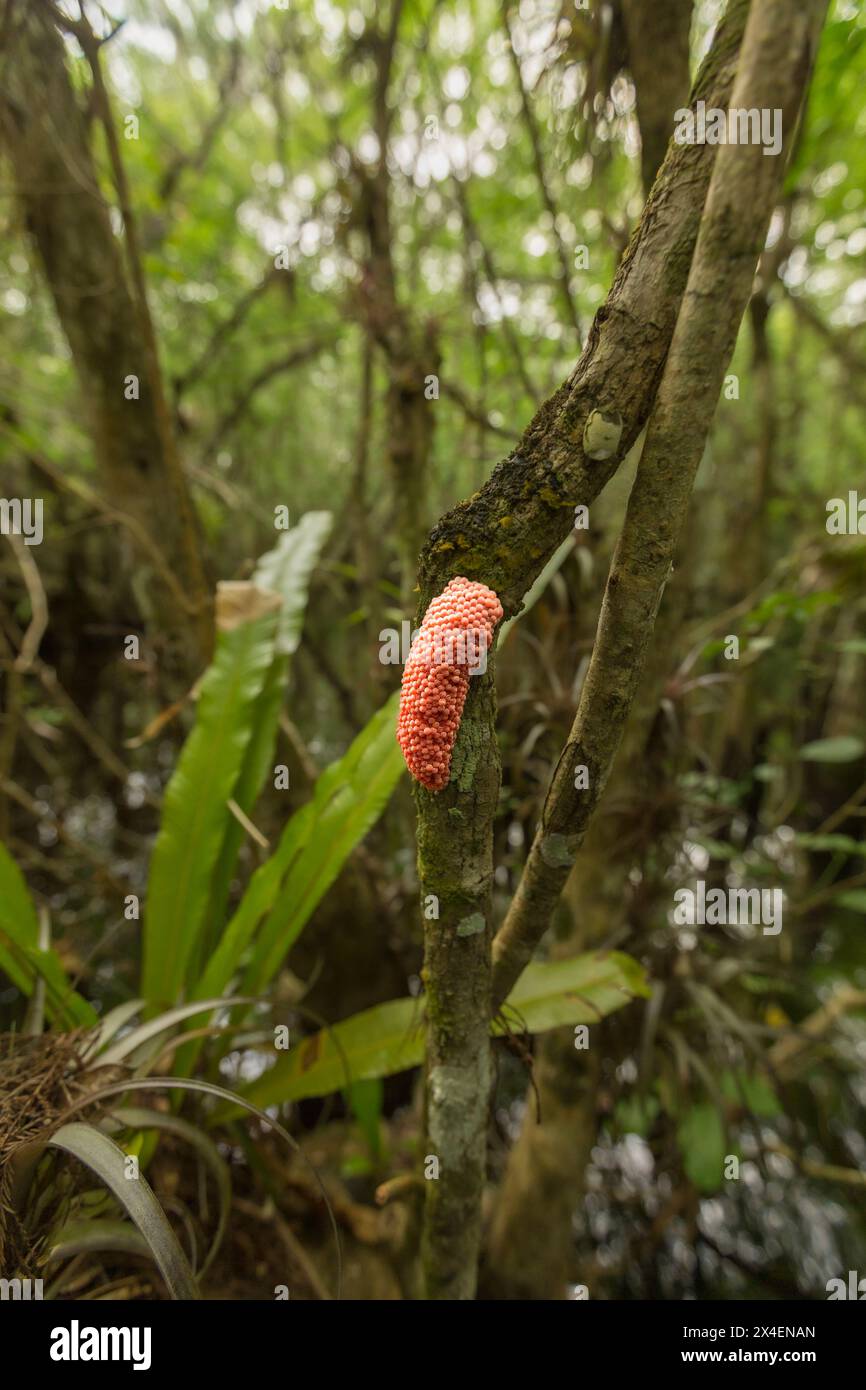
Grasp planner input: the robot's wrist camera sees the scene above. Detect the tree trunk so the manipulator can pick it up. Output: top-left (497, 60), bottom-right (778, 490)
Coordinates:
top-left (0, 2), bottom-right (212, 688)
top-left (621, 0), bottom-right (695, 196)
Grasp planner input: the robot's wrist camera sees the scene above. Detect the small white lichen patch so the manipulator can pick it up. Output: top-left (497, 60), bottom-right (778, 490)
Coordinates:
top-left (456, 912), bottom-right (486, 937)
top-left (583, 409), bottom-right (624, 461)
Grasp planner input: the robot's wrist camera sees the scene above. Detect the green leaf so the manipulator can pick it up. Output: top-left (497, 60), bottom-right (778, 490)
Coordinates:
top-left (202, 653), bottom-right (288, 955)
top-left (344, 1078), bottom-right (384, 1161)
top-left (798, 736), bottom-right (865, 764)
top-left (0, 843), bottom-right (96, 1028)
top-left (98, 998), bottom-right (252, 1067)
top-left (48, 1123), bottom-right (200, 1299)
top-left (87, 1000), bottom-right (147, 1054)
top-left (242, 691), bottom-right (403, 992)
top-left (834, 890), bottom-right (866, 913)
top-left (677, 1104), bottom-right (729, 1193)
top-left (230, 997), bottom-right (419, 1112)
top-left (615, 1095), bottom-right (660, 1137)
top-left (500, 950), bottom-right (651, 1033)
top-left (204, 514), bottom-right (334, 939)
top-left (141, 607), bottom-right (281, 1006)
top-left (217, 950), bottom-right (649, 1113)
top-left (76, 1076), bottom-right (343, 1298)
top-left (693, 836), bottom-right (737, 861)
top-left (719, 1068), bottom-right (780, 1117)
top-left (108, 1107), bottom-right (231, 1277)
top-left (0, 839), bottom-right (40, 996)
top-left (0, 937), bottom-right (96, 1030)
top-left (49, 1218), bottom-right (151, 1263)
top-left (252, 511), bottom-right (332, 655)
top-left (192, 691), bottom-right (402, 1003)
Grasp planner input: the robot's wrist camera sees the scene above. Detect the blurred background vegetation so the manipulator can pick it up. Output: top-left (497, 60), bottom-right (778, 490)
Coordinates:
top-left (0, 0), bottom-right (864, 1300)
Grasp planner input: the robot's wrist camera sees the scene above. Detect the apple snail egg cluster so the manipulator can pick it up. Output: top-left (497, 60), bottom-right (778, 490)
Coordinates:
top-left (397, 576), bottom-right (503, 792)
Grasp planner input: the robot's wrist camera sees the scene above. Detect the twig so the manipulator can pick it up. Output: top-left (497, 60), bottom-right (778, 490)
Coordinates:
top-left (17, 445), bottom-right (202, 618)
top-left (765, 1140), bottom-right (866, 1188)
top-left (502, 1), bottom-right (582, 340)
top-left (767, 985), bottom-right (866, 1075)
top-left (233, 1196), bottom-right (332, 1300)
top-left (203, 339), bottom-right (333, 453)
top-left (6, 533), bottom-right (48, 672)
top-left (440, 381), bottom-right (519, 442)
top-left (226, 798), bottom-right (270, 851)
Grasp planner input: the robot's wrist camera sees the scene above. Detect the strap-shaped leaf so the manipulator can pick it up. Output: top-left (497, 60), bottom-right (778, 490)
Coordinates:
top-left (142, 607), bottom-right (281, 1006)
top-left (0, 843), bottom-right (96, 1027)
top-left (64, 1076), bottom-right (343, 1299)
top-left (217, 950), bottom-right (649, 1112)
top-left (194, 690), bottom-right (402, 1002)
top-left (203, 512), bottom-right (333, 949)
top-left (242, 690), bottom-right (403, 992)
top-left (99, 997), bottom-right (253, 1067)
top-left (252, 511), bottom-right (332, 656)
top-left (107, 1107), bottom-right (231, 1276)
top-left (48, 1123), bottom-right (200, 1300)
top-left (49, 1218), bottom-right (151, 1262)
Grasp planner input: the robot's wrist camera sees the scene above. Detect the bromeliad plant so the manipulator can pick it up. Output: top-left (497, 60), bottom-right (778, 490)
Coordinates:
top-left (0, 510), bottom-right (649, 1297)
top-left (0, 511), bottom-right (395, 1294)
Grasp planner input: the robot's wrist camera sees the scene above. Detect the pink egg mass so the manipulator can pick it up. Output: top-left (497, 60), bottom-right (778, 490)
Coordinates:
top-left (397, 577), bottom-right (504, 792)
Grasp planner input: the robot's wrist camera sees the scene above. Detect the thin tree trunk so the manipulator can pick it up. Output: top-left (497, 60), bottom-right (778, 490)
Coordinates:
top-left (0, 2), bottom-right (212, 687)
top-left (484, 1025), bottom-right (600, 1299)
top-left (417, 0), bottom-right (752, 618)
top-left (621, 0), bottom-right (694, 196)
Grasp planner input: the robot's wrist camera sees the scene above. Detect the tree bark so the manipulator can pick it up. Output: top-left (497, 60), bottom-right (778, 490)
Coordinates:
top-left (483, 1029), bottom-right (600, 1299)
top-left (484, 573), bottom-right (693, 1297)
top-left (0, 1), bottom-right (212, 687)
top-left (352, 0), bottom-right (440, 602)
top-left (483, 0), bottom-right (828, 1301)
top-left (621, 0), bottom-right (694, 196)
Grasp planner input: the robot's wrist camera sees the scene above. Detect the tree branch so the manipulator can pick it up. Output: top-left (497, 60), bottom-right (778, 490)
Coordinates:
top-left (202, 338), bottom-right (334, 453)
top-left (416, 0), bottom-right (752, 619)
top-left (502, 1), bottom-right (582, 340)
top-left (159, 39), bottom-right (243, 202)
top-left (1, 0), bottom-right (213, 687)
